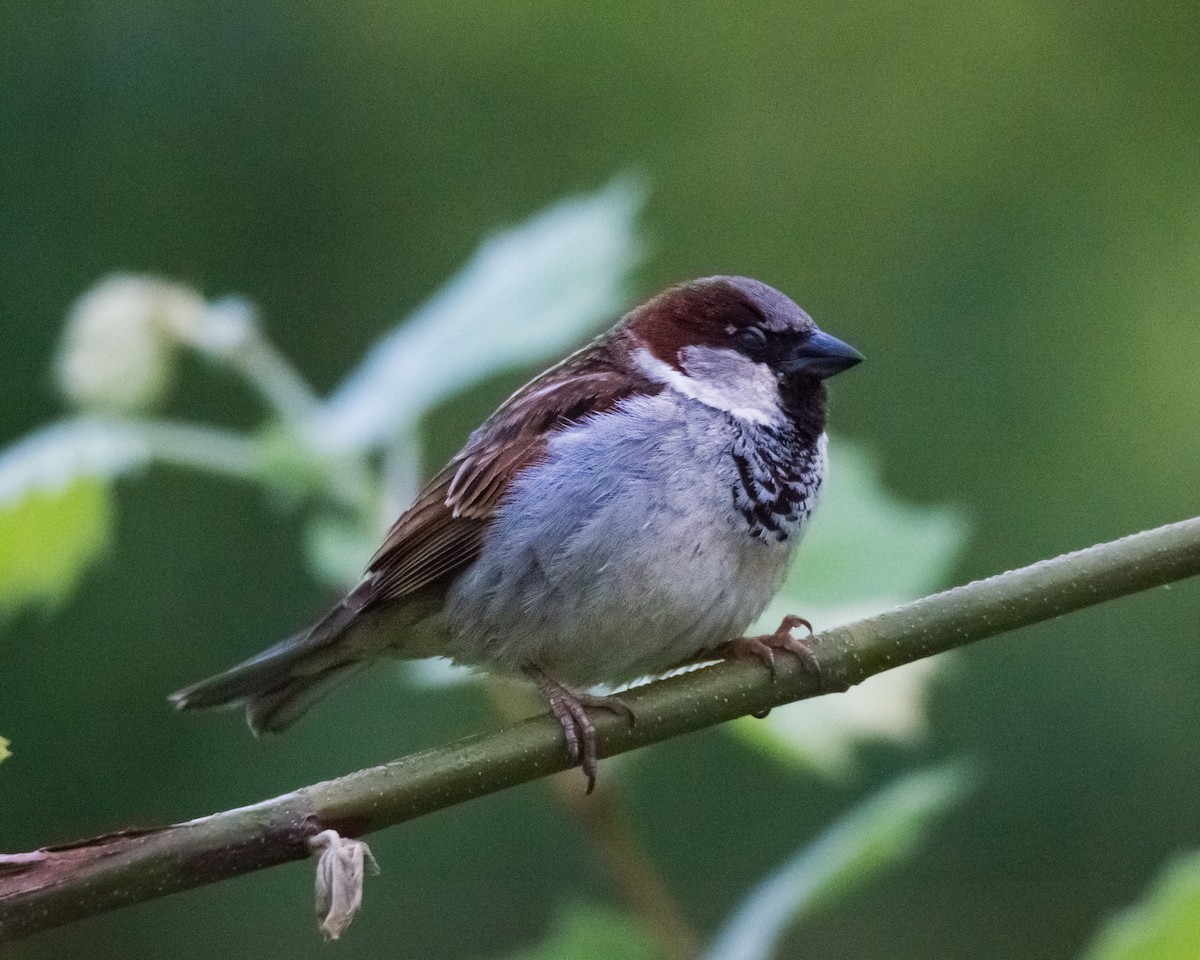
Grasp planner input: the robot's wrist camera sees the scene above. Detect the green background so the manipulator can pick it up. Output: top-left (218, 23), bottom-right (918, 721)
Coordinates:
top-left (2, 1), bottom-right (1199, 957)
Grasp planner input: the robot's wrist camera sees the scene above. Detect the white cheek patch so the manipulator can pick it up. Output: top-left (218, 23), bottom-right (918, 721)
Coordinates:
top-left (634, 346), bottom-right (783, 425)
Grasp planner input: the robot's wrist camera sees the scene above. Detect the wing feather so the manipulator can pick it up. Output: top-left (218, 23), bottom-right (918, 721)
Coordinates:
top-left (363, 338), bottom-right (658, 606)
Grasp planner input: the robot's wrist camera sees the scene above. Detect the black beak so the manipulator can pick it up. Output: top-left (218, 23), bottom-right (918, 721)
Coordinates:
top-left (778, 329), bottom-right (864, 379)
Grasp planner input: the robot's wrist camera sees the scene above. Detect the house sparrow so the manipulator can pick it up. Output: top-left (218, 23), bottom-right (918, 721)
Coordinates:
top-left (172, 276), bottom-right (862, 789)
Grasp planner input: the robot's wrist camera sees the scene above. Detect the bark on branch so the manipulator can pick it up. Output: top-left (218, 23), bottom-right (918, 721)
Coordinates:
top-left (3, 516), bottom-right (1200, 943)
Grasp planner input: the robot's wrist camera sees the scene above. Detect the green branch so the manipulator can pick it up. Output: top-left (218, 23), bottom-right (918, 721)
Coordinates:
top-left (3, 516), bottom-right (1199, 943)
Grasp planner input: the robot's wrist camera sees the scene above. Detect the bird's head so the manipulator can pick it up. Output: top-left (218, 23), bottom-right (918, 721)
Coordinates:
top-left (622, 276), bottom-right (862, 428)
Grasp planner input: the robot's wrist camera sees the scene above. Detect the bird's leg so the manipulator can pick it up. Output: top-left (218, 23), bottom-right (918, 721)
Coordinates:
top-left (523, 664), bottom-right (635, 794)
top-left (715, 614), bottom-right (820, 682)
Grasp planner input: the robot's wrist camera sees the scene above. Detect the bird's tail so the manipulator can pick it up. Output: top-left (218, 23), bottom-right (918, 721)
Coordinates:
top-left (170, 599), bottom-right (367, 735)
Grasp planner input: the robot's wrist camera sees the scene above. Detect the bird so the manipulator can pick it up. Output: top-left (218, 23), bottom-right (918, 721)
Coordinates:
top-left (172, 276), bottom-right (863, 789)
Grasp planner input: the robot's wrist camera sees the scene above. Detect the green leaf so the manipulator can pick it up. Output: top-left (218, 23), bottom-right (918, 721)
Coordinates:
top-left (0, 478), bottom-right (114, 612)
top-left (1079, 851), bottom-right (1200, 960)
top-left (256, 423), bottom-right (340, 499)
top-left (0, 736), bottom-right (10, 764)
top-left (312, 175), bottom-right (647, 454)
top-left (0, 420), bottom-right (154, 614)
top-left (503, 904), bottom-right (662, 960)
top-left (705, 765), bottom-right (973, 960)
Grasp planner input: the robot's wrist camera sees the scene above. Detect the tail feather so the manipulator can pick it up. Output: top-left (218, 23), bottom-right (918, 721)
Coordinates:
top-left (170, 597), bottom-right (367, 734)
top-left (243, 661), bottom-right (367, 735)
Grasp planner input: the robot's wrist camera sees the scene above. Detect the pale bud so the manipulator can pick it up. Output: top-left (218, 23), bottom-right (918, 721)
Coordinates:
top-left (57, 275), bottom-right (207, 412)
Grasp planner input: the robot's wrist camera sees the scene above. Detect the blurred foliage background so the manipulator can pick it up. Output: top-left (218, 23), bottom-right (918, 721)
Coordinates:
top-left (2, 1), bottom-right (1200, 958)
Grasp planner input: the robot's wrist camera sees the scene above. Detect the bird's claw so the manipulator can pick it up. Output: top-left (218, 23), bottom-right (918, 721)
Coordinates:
top-left (717, 614), bottom-right (820, 683)
top-left (525, 666), bottom-right (635, 793)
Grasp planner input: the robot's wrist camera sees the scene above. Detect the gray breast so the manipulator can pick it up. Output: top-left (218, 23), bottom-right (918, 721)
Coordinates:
top-left (444, 393), bottom-right (826, 686)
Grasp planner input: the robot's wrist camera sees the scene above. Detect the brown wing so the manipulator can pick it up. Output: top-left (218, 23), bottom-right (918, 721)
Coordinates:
top-left (364, 337), bottom-right (658, 604)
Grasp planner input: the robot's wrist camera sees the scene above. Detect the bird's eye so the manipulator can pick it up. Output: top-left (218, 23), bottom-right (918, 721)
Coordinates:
top-left (733, 326), bottom-right (768, 356)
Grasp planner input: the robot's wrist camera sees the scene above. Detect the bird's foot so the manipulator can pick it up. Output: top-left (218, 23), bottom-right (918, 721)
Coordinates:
top-left (716, 614), bottom-right (820, 682)
top-left (523, 665), bottom-right (635, 794)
